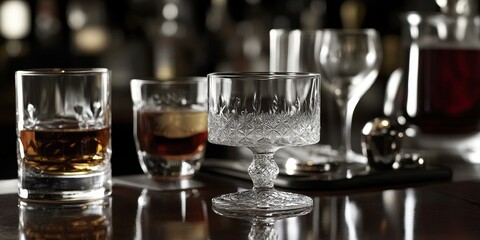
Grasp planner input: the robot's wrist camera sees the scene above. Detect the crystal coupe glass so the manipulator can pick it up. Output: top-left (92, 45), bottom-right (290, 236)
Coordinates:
top-left (208, 72), bottom-right (320, 216)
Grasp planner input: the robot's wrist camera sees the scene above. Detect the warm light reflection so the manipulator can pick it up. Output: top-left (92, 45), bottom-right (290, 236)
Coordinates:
top-left (455, 16), bottom-right (468, 41)
top-left (381, 190), bottom-right (397, 213)
top-left (0, 0), bottom-right (30, 39)
top-left (435, 0), bottom-right (448, 10)
top-left (465, 151), bottom-right (480, 163)
top-left (345, 197), bottom-right (359, 240)
top-left (287, 30), bottom-right (302, 71)
top-left (346, 169), bottom-right (353, 179)
top-left (161, 20), bottom-right (178, 36)
top-left (135, 189), bottom-right (149, 240)
top-left (405, 127), bottom-right (416, 137)
top-left (285, 216), bottom-right (301, 239)
top-left (407, 13), bottom-right (421, 43)
top-left (163, 3), bottom-right (179, 20)
top-left (285, 158), bottom-right (298, 175)
top-left (406, 13), bottom-right (421, 26)
top-left (67, 3), bottom-right (87, 30)
top-left (406, 43), bottom-right (419, 117)
top-left (73, 26), bottom-right (109, 54)
top-left (381, 119), bottom-right (389, 127)
top-left (365, 51), bottom-right (377, 66)
top-left (361, 121), bottom-right (372, 135)
top-left (404, 189), bottom-right (416, 240)
top-left (67, 0), bottom-right (109, 54)
top-left (154, 45), bottom-right (174, 78)
top-left (437, 21), bottom-right (448, 40)
top-left (181, 190), bottom-right (187, 222)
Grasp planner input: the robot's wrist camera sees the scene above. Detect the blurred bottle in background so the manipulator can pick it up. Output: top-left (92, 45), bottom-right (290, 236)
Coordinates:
top-left (386, 0), bottom-right (480, 162)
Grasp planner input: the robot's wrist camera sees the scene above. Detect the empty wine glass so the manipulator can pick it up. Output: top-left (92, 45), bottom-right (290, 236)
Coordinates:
top-left (208, 72), bottom-right (320, 216)
top-left (316, 28), bottom-right (382, 167)
top-left (269, 29), bottom-right (339, 174)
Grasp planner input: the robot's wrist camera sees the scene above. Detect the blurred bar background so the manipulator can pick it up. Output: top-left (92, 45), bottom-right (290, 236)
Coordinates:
top-left (0, 0), bottom-right (443, 178)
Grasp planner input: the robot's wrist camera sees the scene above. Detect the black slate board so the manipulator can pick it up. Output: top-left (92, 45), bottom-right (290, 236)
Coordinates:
top-left (201, 158), bottom-right (453, 191)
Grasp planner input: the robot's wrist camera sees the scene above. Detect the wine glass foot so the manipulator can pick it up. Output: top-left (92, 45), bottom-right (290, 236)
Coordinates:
top-left (212, 189), bottom-right (313, 218)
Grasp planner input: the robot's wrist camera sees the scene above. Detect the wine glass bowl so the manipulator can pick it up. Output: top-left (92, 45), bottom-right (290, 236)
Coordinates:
top-left (208, 72), bottom-right (320, 216)
top-left (316, 29), bottom-right (382, 164)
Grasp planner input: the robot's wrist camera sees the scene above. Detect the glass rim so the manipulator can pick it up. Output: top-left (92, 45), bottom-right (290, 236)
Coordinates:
top-left (15, 68), bottom-right (110, 76)
top-left (130, 77), bottom-right (207, 86)
top-left (207, 71), bottom-right (320, 79)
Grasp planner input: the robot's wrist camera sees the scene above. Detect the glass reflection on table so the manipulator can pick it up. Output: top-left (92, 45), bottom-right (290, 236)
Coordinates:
top-left (213, 201), bottom-right (312, 240)
top-left (19, 197), bottom-right (112, 240)
top-left (303, 190), bottom-right (417, 240)
top-left (135, 188), bottom-right (209, 240)
top-left (324, 188), bottom-right (417, 239)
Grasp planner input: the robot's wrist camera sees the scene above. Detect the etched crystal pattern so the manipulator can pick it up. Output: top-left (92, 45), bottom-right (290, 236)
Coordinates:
top-left (248, 154), bottom-right (278, 189)
top-left (208, 96), bottom-right (320, 148)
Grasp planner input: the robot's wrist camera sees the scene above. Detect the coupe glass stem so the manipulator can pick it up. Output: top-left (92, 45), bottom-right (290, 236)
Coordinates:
top-left (248, 153), bottom-right (278, 191)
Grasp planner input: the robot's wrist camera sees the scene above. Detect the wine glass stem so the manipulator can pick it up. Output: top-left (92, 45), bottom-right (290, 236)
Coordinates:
top-left (248, 153), bottom-right (279, 191)
top-left (337, 92), bottom-right (356, 162)
top-left (338, 100), bottom-right (348, 161)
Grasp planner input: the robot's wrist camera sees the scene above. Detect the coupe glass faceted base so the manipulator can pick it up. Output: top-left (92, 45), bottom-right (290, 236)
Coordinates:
top-left (212, 189), bottom-right (313, 218)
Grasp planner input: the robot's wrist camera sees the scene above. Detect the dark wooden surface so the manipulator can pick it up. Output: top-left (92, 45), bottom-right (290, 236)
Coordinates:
top-left (1, 157), bottom-right (480, 240)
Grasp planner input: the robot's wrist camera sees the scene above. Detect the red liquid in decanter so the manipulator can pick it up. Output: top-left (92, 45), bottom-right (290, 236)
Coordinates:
top-left (406, 47), bottom-right (480, 134)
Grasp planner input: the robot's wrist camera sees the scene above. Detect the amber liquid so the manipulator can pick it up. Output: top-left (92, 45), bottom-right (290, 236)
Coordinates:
top-left (404, 47), bottom-right (480, 134)
top-left (136, 110), bottom-right (208, 159)
top-left (22, 214), bottom-right (111, 240)
top-left (20, 126), bottom-right (110, 175)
